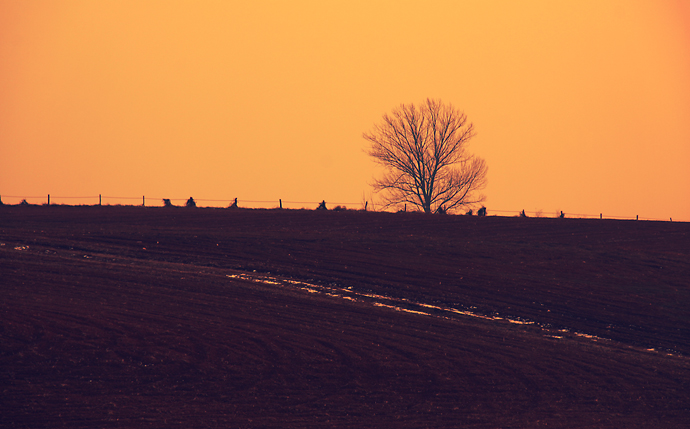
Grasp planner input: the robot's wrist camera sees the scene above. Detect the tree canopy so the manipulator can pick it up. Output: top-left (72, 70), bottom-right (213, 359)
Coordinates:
top-left (364, 99), bottom-right (487, 213)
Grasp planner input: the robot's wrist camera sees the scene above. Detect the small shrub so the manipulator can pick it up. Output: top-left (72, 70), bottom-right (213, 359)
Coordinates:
top-left (519, 209), bottom-right (527, 218)
top-left (186, 197), bottom-right (196, 208)
top-left (228, 198), bottom-right (238, 209)
top-left (162, 199), bottom-right (173, 207)
top-left (19, 199), bottom-right (29, 206)
top-left (477, 207), bottom-right (486, 217)
top-left (316, 200), bottom-right (327, 210)
top-left (466, 209), bottom-right (473, 216)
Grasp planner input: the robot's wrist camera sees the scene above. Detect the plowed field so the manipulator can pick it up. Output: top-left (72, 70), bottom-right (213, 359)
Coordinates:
top-left (1, 206), bottom-right (689, 427)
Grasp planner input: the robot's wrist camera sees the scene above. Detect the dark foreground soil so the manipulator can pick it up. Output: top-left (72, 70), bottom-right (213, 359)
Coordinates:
top-left (1, 206), bottom-right (689, 428)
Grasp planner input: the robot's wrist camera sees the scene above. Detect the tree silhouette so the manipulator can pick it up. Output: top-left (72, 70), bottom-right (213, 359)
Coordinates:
top-left (364, 99), bottom-right (487, 214)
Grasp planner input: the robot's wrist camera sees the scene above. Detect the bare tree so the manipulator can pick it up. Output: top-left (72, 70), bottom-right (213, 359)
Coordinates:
top-left (364, 99), bottom-right (487, 214)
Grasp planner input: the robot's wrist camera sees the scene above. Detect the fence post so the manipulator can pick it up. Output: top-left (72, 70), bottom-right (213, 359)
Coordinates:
top-left (365, 201), bottom-right (368, 211)
top-left (600, 213), bottom-right (602, 219)
top-left (99, 194), bottom-right (102, 205)
top-left (48, 194), bottom-right (50, 205)
top-left (279, 199), bottom-right (282, 209)
top-left (143, 196), bottom-right (145, 207)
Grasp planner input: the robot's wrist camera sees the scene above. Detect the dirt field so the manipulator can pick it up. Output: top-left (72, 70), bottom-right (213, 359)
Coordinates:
top-left (1, 205), bottom-right (689, 428)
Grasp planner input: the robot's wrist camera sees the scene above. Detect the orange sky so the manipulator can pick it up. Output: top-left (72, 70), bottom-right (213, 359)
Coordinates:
top-left (1, 0), bottom-right (689, 220)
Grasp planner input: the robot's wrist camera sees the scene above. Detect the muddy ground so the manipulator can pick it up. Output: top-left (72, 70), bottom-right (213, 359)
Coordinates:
top-left (1, 206), bottom-right (689, 428)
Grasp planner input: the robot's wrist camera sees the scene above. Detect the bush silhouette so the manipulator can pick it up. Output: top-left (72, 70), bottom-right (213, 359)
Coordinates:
top-left (162, 199), bottom-right (173, 207)
top-left (316, 200), bottom-right (327, 210)
top-left (186, 197), bottom-right (196, 208)
top-left (477, 207), bottom-right (487, 217)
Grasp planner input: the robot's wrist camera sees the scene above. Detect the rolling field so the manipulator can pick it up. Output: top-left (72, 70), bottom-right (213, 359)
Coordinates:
top-left (1, 206), bottom-right (689, 427)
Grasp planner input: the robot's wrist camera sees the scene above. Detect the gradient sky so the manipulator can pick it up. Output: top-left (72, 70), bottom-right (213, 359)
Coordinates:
top-left (2, 0), bottom-right (689, 220)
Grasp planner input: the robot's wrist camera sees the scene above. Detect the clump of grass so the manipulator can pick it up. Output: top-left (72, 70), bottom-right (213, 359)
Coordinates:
top-left (186, 197), bottom-right (196, 208)
top-left (162, 199), bottom-right (173, 207)
top-left (19, 199), bottom-right (30, 206)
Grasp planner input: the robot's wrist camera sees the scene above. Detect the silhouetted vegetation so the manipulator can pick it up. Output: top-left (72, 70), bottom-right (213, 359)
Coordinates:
top-left (466, 209), bottom-right (473, 216)
top-left (162, 199), bottom-right (173, 207)
top-left (478, 207), bottom-right (487, 217)
top-left (186, 197), bottom-right (196, 208)
top-left (19, 199), bottom-right (29, 206)
top-left (519, 210), bottom-right (527, 218)
top-left (316, 200), bottom-right (328, 210)
top-left (229, 198), bottom-right (238, 209)
top-left (364, 98), bottom-right (487, 214)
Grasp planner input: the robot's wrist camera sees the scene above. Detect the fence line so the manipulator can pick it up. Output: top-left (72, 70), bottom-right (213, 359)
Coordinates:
top-left (0, 193), bottom-right (683, 222)
top-left (474, 209), bottom-right (674, 222)
top-left (0, 194), bottom-right (360, 209)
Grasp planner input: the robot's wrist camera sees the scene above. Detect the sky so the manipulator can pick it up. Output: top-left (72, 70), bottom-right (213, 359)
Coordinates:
top-left (1, 0), bottom-right (689, 220)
